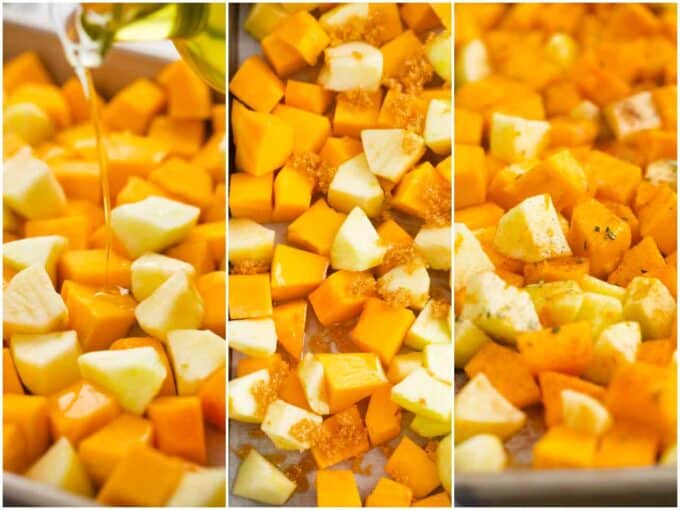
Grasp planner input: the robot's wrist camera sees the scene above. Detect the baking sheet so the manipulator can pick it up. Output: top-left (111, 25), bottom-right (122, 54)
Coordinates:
top-left (2, 19), bottom-right (225, 507)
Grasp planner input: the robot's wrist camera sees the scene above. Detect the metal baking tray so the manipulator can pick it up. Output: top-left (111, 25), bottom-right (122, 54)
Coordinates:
top-left (2, 18), bottom-right (225, 508)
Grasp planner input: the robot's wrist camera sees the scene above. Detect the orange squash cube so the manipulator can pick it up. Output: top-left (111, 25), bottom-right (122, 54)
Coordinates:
top-left (157, 60), bottom-right (211, 120)
top-left (110, 337), bottom-right (176, 396)
top-left (229, 172), bottom-right (273, 223)
top-left (584, 150), bottom-right (642, 205)
top-left (365, 477), bottom-right (413, 507)
top-left (533, 426), bottom-right (597, 469)
top-left (3, 422), bottom-right (27, 473)
top-left (392, 162), bottom-right (449, 220)
top-left (272, 300), bottom-right (307, 360)
top-left (309, 270), bottom-right (375, 326)
top-left (148, 157), bottom-right (213, 209)
top-left (400, 3), bottom-right (442, 32)
top-left (333, 89), bottom-right (383, 137)
top-left (455, 107), bottom-right (484, 145)
top-left (197, 271), bottom-right (226, 336)
top-left (385, 436), bottom-right (441, 498)
top-left (637, 185), bottom-right (677, 256)
top-left (4, 51), bottom-right (52, 93)
top-left (229, 55), bottom-right (285, 113)
top-left (319, 136), bottom-right (363, 167)
top-left (273, 11), bottom-right (330, 65)
top-left (61, 76), bottom-right (100, 123)
top-left (115, 176), bottom-right (168, 206)
top-left (311, 405), bottom-right (370, 469)
top-left (594, 421), bottom-right (659, 468)
top-left (285, 80), bottom-right (334, 114)
top-left (4, 347), bottom-right (24, 394)
top-left (3, 394), bottom-right (49, 468)
top-left (148, 116), bottom-right (205, 158)
top-left (316, 469), bottom-right (362, 507)
top-left (637, 339), bottom-right (675, 366)
top-left (273, 104), bottom-right (331, 153)
top-left (287, 199), bottom-right (346, 256)
top-left (608, 236), bottom-right (667, 288)
top-left (165, 237), bottom-right (215, 275)
top-left (24, 216), bottom-right (88, 250)
top-left (148, 396), bottom-right (207, 465)
top-left (518, 322), bottom-right (593, 376)
top-left (272, 166), bottom-right (314, 222)
top-left (378, 89), bottom-right (429, 133)
top-left (365, 385), bottom-right (401, 446)
top-left (261, 34), bottom-right (307, 77)
top-left (538, 371), bottom-right (606, 427)
top-left (229, 273), bottom-right (273, 319)
top-left (270, 244), bottom-right (329, 301)
top-left (59, 249), bottom-right (131, 289)
top-left (192, 132), bottom-right (226, 184)
top-left (351, 298), bottom-right (415, 365)
top-left (380, 30), bottom-right (423, 80)
top-left (102, 78), bottom-right (166, 134)
top-left (455, 202), bottom-right (504, 230)
top-left (48, 380), bottom-right (121, 445)
top-left (454, 144), bottom-right (487, 209)
top-left (8, 83), bottom-right (71, 129)
top-left (51, 159), bottom-right (101, 204)
top-left (198, 366), bottom-right (225, 431)
top-left (187, 222), bottom-right (225, 264)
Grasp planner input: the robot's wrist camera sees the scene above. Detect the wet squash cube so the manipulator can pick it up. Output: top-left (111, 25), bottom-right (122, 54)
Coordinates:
top-left (228, 274), bottom-right (273, 319)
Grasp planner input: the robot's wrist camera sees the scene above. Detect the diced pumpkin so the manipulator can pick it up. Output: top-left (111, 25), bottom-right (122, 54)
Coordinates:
top-left (385, 436), bottom-right (440, 498)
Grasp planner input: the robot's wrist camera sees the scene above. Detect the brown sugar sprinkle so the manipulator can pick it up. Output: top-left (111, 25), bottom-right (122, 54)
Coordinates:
top-left (309, 321), bottom-right (357, 354)
top-left (283, 452), bottom-right (316, 493)
top-left (348, 271), bottom-right (377, 298)
top-left (385, 52), bottom-right (434, 95)
top-left (424, 439), bottom-right (439, 462)
top-left (231, 259), bottom-right (270, 275)
top-left (351, 454), bottom-right (373, 475)
top-left (265, 452), bottom-right (287, 467)
top-left (385, 92), bottom-right (426, 133)
top-left (429, 298), bottom-right (451, 320)
top-left (287, 151), bottom-right (336, 194)
top-left (232, 444), bottom-right (254, 459)
top-left (402, 129), bottom-right (424, 153)
top-left (289, 418), bottom-right (321, 445)
top-left (312, 410), bottom-right (366, 460)
top-left (338, 89), bottom-right (376, 110)
top-left (423, 178), bottom-right (452, 227)
top-left (377, 280), bottom-right (414, 308)
top-left (380, 444), bottom-right (396, 458)
top-left (327, 9), bottom-right (387, 47)
top-left (381, 243), bottom-right (421, 273)
top-left (250, 359), bottom-right (290, 419)
top-left (378, 189), bottom-right (394, 222)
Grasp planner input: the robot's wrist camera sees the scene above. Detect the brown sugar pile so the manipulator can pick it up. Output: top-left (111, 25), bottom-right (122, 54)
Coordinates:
top-left (326, 9), bottom-right (388, 47)
top-left (287, 151), bottom-right (336, 194)
top-left (231, 259), bottom-right (270, 275)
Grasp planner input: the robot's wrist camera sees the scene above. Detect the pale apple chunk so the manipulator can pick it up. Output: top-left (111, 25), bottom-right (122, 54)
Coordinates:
top-left (261, 399), bottom-right (322, 450)
top-left (25, 437), bottom-right (93, 497)
top-left (318, 42), bottom-right (383, 92)
top-left (78, 347), bottom-right (166, 415)
top-left (386, 352), bottom-right (423, 384)
top-left (570, 100), bottom-right (600, 121)
top-left (243, 3), bottom-right (289, 40)
top-left (561, 389), bottom-right (612, 436)
top-left (437, 434), bottom-right (452, 494)
top-left (228, 218), bottom-right (275, 264)
top-left (455, 39), bottom-right (490, 85)
top-left (228, 318), bottom-right (277, 358)
top-left (4, 102), bottom-right (54, 146)
top-left (414, 225), bottom-right (451, 270)
top-left (425, 31), bottom-right (451, 81)
top-left (423, 343), bottom-right (452, 383)
top-left (622, 276), bottom-right (675, 339)
top-left (361, 129), bottom-right (425, 182)
top-left (391, 367), bottom-right (451, 422)
top-left (130, 252), bottom-right (195, 301)
top-left (330, 207), bottom-right (386, 271)
top-left (4, 265), bottom-right (67, 337)
top-left (645, 159), bottom-right (677, 187)
top-left (11, 330), bottom-right (80, 395)
top-left (579, 275), bottom-right (625, 301)
top-left (378, 263), bottom-right (430, 309)
top-left (410, 414), bottom-right (451, 438)
top-left (405, 299), bottom-right (451, 350)
top-left (455, 434), bottom-right (507, 473)
top-left (297, 353), bottom-right (330, 415)
top-left (229, 368), bottom-right (271, 423)
top-left (167, 468), bottom-right (226, 507)
top-left (661, 444), bottom-right (677, 466)
top-left (605, 91), bottom-right (661, 140)
top-left (454, 319), bottom-right (491, 368)
top-left (167, 329), bottom-right (226, 396)
top-left (3, 149), bottom-right (66, 220)
top-left (233, 448), bottom-right (296, 505)
top-left (135, 272), bottom-right (204, 341)
top-left (424, 99), bottom-right (452, 156)
top-left (454, 223), bottom-right (494, 292)
top-left (544, 33), bottom-right (577, 68)
top-left (3, 235), bottom-right (67, 284)
top-left (111, 196), bottom-right (200, 258)
top-left (319, 2), bottom-right (369, 28)
top-left (490, 113), bottom-right (550, 163)
top-left (583, 321), bottom-right (640, 385)
top-left (455, 373), bottom-right (526, 442)
top-left (576, 292), bottom-right (623, 338)
top-left (524, 280), bottom-right (584, 326)
top-left (328, 154), bottom-right (384, 218)
top-left (461, 271), bottom-right (540, 344)
top-left (494, 194), bottom-right (572, 263)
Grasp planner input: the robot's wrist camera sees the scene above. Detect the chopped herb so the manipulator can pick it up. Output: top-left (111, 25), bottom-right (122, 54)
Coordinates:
top-left (594, 226), bottom-right (601, 232)
top-left (604, 226), bottom-right (617, 240)
top-left (551, 326), bottom-right (561, 334)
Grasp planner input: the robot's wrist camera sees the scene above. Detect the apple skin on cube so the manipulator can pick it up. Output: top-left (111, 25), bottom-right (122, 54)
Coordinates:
top-left (229, 368), bottom-right (271, 423)
top-left (454, 223), bottom-right (494, 292)
top-left (228, 218), bottom-right (275, 264)
top-left (378, 263), bottom-right (430, 309)
top-left (437, 434), bottom-right (452, 494)
top-left (227, 318), bottom-right (277, 358)
top-left (111, 196), bottom-right (200, 258)
top-left (318, 42), bottom-right (383, 92)
top-left (166, 467), bottom-right (226, 507)
top-left (11, 330), bottom-right (81, 396)
top-left (327, 154), bottom-right (384, 218)
top-left (424, 99), bottom-right (452, 156)
top-left (3, 235), bottom-right (67, 284)
top-left (297, 353), bottom-right (330, 415)
top-left (414, 226), bottom-right (451, 270)
top-left (25, 437), bottom-right (93, 497)
top-left (454, 319), bottom-right (491, 368)
top-left (135, 271), bottom-right (204, 341)
top-left (583, 321), bottom-right (640, 385)
top-left (261, 399), bottom-right (322, 450)
top-left (3, 148), bottom-right (66, 220)
top-left (130, 253), bottom-right (195, 301)
top-left (166, 329), bottom-right (226, 396)
top-left (78, 346), bottom-right (166, 415)
top-left (391, 367), bottom-right (451, 422)
top-left (455, 434), bottom-right (507, 473)
top-left (622, 276), bottom-right (675, 339)
top-left (405, 299), bottom-right (451, 350)
top-left (330, 207), bottom-right (386, 271)
top-left (361, 129), bottom-right (425, 182)
top-left (232, 448), bottom-right (296, 505)
top-left (410, 414), bottom-right (451, 438)
top-left (490, 113), bottom-right (550, 163)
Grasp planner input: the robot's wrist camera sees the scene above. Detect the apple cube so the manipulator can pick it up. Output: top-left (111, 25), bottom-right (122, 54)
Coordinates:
top-left (11, 330), bottom-right (81, 395)
top-left (524, 280), bottom-right (584, 326)
top-left (391, 367), bottom-right (451, 422)
top-left (232, 448), bottom-right (296, 505)
top-left (243, 3), bottom-right (290, 40)
top-left (425, 31), bottom-right (451, 81)
top-left (414, 225), bottom-right (451, 270)
top-left (78, 346), bottom-right (166, 415)
top-left (319, 3), bottom-right (369, 27)
top-left (410, 414), bottom-right (451, 438)
top-left (228, 318), bottom-right (277, 358)
top-left (135, 272), bottom-right (204, 341)
top-left (167, 467), bottom-right (226, 507)
top-left (318, 42), bottom-right (383, 92)
top-left (3, 148), bottom-right (66, 220)
top-left (494, 194), bottom-right (572, 262)
top-left (297, 353), bottom-right (330, 415)
top-left (330, 207), bottom-right (386, 271)
top-left (454, 223), bottom-right (494, 292)
top-left (378, 263), bottom-right (430, 309)
top-left (4, 265), bottom-right (67, 337)
top-left (111, 196), bottom-right (200, 258)
top-left (424, 99), bottom-right (452, 156)
top-left (229, 368), bottom-right (270, 423)
top-left (455, 373), bottom-right (526, 442)
top-left (645, 159), bottom-right (677, 187)
top-left (262, 399), bottom-right (322, 450)
top-left (561, 389), bottom-right (612, 436)
top-left (437, 434), bottom-right (452, 494)
top-left (490, 113), bottom-right (550, 163)
top-left (130, 253), bottom-right (195, 301)
top-left (386, 352), bottom-right (424, 384)
top-left (3, 235), bottom-right (67, 284)
top-left (623, 276), bottom-right (675, 339)
top-left (605, 91), bottom-right (661, 140)
top-left (228, 218), bottom-right (275, 264)
top-left (405, 299), bottom-right (451, 350)
top-left (570, 100), bottom-right (600, 121)
top-left (4, 102), bottom-right (54, 146)
top-left (545, 33), bottom-right (577, 68)
top-left (454, 434), bottom-right (507, 473)
top-left (454, 319), bottom-right (491, 368)
top-left (579, 275), bottom-right (625, 301)
top-left (25, 437), bottom-right (93, 497)
top-left (461, 271), bottom-right (540, 344)
top-left (661, 444), bottom-right (677, 466)
top-left (327, 153), bottom-right (384, 218)
top-left (583, 321), bottom-right (640, 384)
top-left (455, 39), bottom-right (490, 85)
top-left (167, 329), bottom-right (226, 396)
top-left (576, 292), bottom-right (623, 338)
top-left (423, 343), bottom-right (452, 383)
top-left (361, 129), bottom-right (425, 182)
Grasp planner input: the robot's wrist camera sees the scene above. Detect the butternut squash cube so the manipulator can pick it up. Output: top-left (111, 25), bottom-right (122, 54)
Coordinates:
top-left (229, 173), bottom-right (274, 223)
top-left (229, 55), bottom-right (285, 113)
top-left (365, 477), bottom-right (413, 507)
top-left (287, 199), bottom-right (346, 256)
top-left (270, 244), bottom-right (328, 301)
top-left (311, 405), bottom-right (369, 468)
top-left (148, 396), bottom-right (206, 464)
top-left (352, 298), bottom-right (414, 364)
top-left (316, 469), bottom-right (362, 507)
top-left (273, 104), bottom-right (331, 153)
top-left (386, 436), bottom-right (441, 498)
top-left (102, 78), bottom-right (165, 134)
top-left (333, 89), bottom-right (383, 137)
top-left (533, 426), bottom-right (597, 469)
top-left (272, 166), bottom-right (313, 222)
top-left (273, 11), bottom-right (330, 65)
top-left (285, 80), bottom-right (334, 114)
top-left (272, 300), bottom-right (307, 360)
top-left (59, 248), bottom-right (131, 289)
top-left (157, 60), bottom-right (211, 119)
top-left (4, 394), bottom-right (49, 468)
top-left (365, 385), bottom-right (401, 446)
top-left (309, 270), bottom-right (374, 326)
top-left (148, 157), bottom-right (213, 209)
top-left (229, 273), bottom-right (273, 319)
